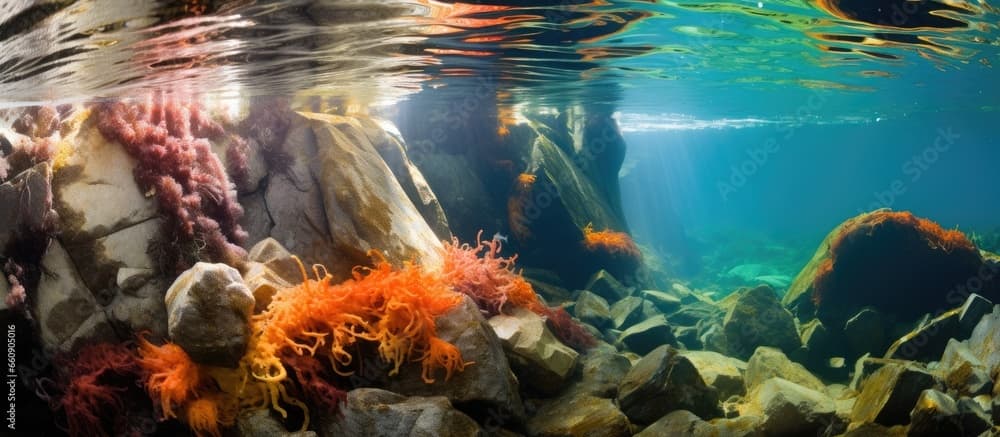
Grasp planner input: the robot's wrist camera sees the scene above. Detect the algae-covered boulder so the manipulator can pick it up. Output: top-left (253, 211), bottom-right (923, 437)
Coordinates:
top-left (165, 262), bottom-right (255, 367)
top-left (851, 362), bottom-right (939, 426)
top-left (526, 395), bottom-right (631, 437)
top-left (741, 377), bottom-right (838, 436)
top-left (488, 308), bottom-right (579, 396)
top-left (723, 285), bottom-right (800, 359)
top-left (617, 345), bottom-right (721, 424)
top-left (782, 210), bottom-right (996, 329)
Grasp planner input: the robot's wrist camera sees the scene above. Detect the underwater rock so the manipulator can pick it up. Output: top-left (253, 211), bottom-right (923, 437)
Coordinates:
top-left (609, 296), bottom-right (644, 330)
top-left (839, 423), bottom-right (909, 437)
top-left (33, 240), bottom-right (115, 351)
top-left (744, 346), bottom-right (825, 393)
top-left (782, 210), bottom-right (995, 331)
top-left (723, 285), bottom-right (800, 359)
top-left (637, 289), bottom-right (681, 313)
top-left (488, 308), bottom-right (579, 396)
top-left (667, 300), bottom-right (721, 327)
top-left (615, 315), bottom-right (676, 356)
top-left (843, 307), bottom-right (886, 359)
top-left (0, 162), bottom-right (54, 252)
top-left (573, 290), bottom-right (612, 329)
top-left (568, 348), bottom-right (632, 398)
top-left (851, 362), bottom-right (940, 426)
top-left (941, 349), bottom-right (992, 398)
top-left (907, 389), bottom-right (991, 436)
top-left (678, 350), bottom-right (748, 398)
top-left (959, 293), bottom-right (994, 332)
top-left (741, 377), bottom-right (838, 436)
top-left (243, 238), bottom-right (299, 312)
top-left (633, 410), bottom-right (714, 437)
top-left (526, 394), bottom-right (630, 437)
top-left (584, 270), bottom-right (628, 303)
top-left (236, 409), bottom-right (316, 437)
top-left (384, 296), bottom-right (525, 422)
top-left (318, 388), bottom-right (481, 437)
top-left (303, 112), bottom-right (444, 270)
top-left (674, 325), bottom-right (701, 349)
top-left (66, 218), bottom-right (160, 303)
top-left (238, 191), bottom-right (274, 246)
top-left (107, 275), bottom-right (168, 340)
top-left (966, 304), bottom-right (1000, 379)
top-left (363, 118), bottom-right (451, 240)
top-left (800, 319), bottom-right (832, 362)
top-left (164, 262), bottom-right (254, 367)
top-left (50, 116), bottom-right (157, 242)
top-left (617, 345), bottom-right (721, 424)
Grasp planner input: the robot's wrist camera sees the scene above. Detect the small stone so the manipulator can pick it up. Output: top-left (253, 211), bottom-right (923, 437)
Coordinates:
top-left (745, 346), bottom-right (825, 393)
top-left (851, 362), bottom-right (939, 426)
top-left (722, 285), bottom-right (800, 359)
top-left (242, 261), bottom-right (293, 313)
top-left (609, 296), bottom-right (644, 330)
top-left (526, 394), bottom-right (630, 437)
top-left (843, 307), bottom-right (885, 357)
top-left (584, 270), bottom-right (627, 303)
top-left (247, 237), bottom-right (302, 284)
top-left (617, 345), bottom-right (720, 424)
top-left (318, 388), bottom-right (480, 437)
top-left (741, 377), bottom-right (837, 436)
top-left (488, 308), bottom-right (579, 396)
top-left (574, 290), bottom-right (612, 329)
top-left (616, 315), bottom-right (676, 356)
top-left (637, 290), bottom-right (681, 313)
top-left (679, 350), bottom-right (747, 398)
top-left (165, 262), bottom-right (255, 367)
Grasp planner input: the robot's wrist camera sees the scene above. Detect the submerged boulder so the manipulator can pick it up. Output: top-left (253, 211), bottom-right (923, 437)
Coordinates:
top-left (907, 389), bottom-right (991, 436)
top-left (851, 362), bottom-right (939, 426)
top-left (165, 262), bottom-right (255, 367)
top-left (744, 346), bottom-right (825, 393)
top-left (318, 388), bottom-right (481, 437)
top-left (526, 394), bottom-right (630, 437)
top-left (782, 210), bottom-right (997, 330)
top-left (723, 285), bottom-right (800, 359)
top-left (741, 377), bottom-right (838, 436)
top-left (617, 345), bottom-right (721, 424)
top-left (488, 308), bottom-right (579, 396)
top-left (574, 290), bottom-right (612, 329)
top-left (615, 314), bottom-right (676, 355)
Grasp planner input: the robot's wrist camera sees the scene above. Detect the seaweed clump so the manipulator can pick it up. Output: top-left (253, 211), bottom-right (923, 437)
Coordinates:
top-left (94, 93), bottom-right (248, 272)
top-left (37, 343), bottom-right (145, 437)
top-left (582, 222), bottom-right (641, 260)
top-left (442, 231), bottom-right (596, 351)
top-left (243, 255), bottom-right (468, 428)
top-left (811, 210), bottom-right (990, 327)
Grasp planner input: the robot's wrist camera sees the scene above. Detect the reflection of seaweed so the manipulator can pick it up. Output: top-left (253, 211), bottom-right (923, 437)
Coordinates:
top-left (442, 231), bottom-right (596, 351)
top-left (95, 93), bottom-right (247, 272)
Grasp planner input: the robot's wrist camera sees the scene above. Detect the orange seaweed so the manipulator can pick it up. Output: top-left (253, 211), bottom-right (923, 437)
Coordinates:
top-left (137, 335), bottom-right (204, 419)
top-left (183, 394), bottom-right (236, 437)
top-left (244, 256), bottom-right (469, 427)
top-left (582, 222), bottom-right (641, 260)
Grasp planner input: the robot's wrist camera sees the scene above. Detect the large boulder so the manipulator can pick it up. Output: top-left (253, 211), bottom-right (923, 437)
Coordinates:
top-left (741, 377), bottom-right (838, 436)
top-left (782, 210), bottom-right (997, 329)
top-left (264, 113), bottom-right (443, 280)
top-left (33, 241), bottom-right (116, 352)
top-left (617, 345), bottom-right (720, 424)
top-left (526, 395), bottom-right (630, 437)
top-left (584, 270), bottom-right (628, 303)
top-left (574, 290), bottom-right (612, 329)
top-left (318, 388), bottom-right (481, 437)
top-left (615, 315), bottom-right (676, 356)
top-left (723, 285), bottom-right (800, 359)
top-left (907, 389), bottom-right (991, 436)
top-left (1, 162), bottom-right (56, 252)
top-left (569, 348), bottom-right (632, 398)
top-left (851, 362), bottom-right (939, 426)
top-left (487, 308), bottom-right (579, 396)
top-left (165, 262), bottom-right (255, 367)
top-left (744, 346), bottom-right (825, 393)
top-left (679, 350), bottom-right (748, 399)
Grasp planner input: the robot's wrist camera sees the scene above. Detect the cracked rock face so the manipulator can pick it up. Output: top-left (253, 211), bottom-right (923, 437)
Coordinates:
top-left (165, 262), bottom-right (255, 367)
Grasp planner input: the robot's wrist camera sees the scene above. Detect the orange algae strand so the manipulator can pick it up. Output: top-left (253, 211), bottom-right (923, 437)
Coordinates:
top-left (582, 222), bottom-right (641, 259)
top-left (183, 394), bottom-right (237, 437)
top-left (245, 256), bottom-right (469, 421)
top-left (137, 336), bottom-right (203, 419)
